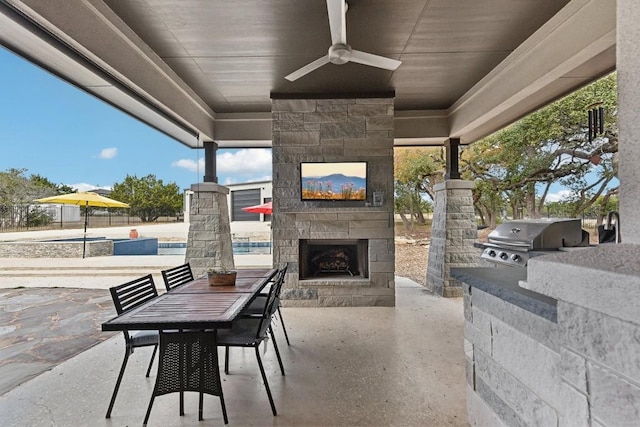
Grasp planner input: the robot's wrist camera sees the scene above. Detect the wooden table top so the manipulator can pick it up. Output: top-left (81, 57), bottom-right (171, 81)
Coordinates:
top-left (170, 275), bottom-right (271, 294)
top-left (235, 268), bottom-right (277, 279)
top-left (102, 270), bottom-right (274, 331)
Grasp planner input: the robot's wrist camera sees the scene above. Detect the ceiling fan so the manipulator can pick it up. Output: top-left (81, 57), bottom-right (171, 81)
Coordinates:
top-left (284, 0), bottom-right (402, 81)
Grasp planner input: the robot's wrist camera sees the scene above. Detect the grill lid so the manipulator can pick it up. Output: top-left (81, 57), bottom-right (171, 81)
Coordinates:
top-left (487, 218), bottom-right (584, 250)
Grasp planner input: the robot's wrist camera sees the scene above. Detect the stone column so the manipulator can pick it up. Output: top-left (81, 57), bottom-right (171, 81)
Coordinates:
top-left (185, 182), bottom-right (235, 278)
top-left (619, 0), bottom-right (640, 244)
top-left (426, 180), bottom-right (479, 297)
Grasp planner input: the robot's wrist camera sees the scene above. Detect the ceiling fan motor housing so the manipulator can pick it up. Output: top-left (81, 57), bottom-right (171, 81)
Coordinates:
top-left (329, 44), bottom-right (352, 64)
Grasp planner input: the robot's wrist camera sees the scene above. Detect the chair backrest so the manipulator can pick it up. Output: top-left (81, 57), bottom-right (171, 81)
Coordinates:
top-left (161, 263), bottom-right (194, 291)
top-left (254, 264), bottom-right (288, 338)
top-left (109, 274), bottom-right (159, 315)
top-left (252, 282), bottom-right (279, 339)
top-left (271, 263), bottom-right (288, 302)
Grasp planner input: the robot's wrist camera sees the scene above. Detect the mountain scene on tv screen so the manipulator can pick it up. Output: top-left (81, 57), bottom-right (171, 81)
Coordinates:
top-left (301, 173), bottom-right (366, 200)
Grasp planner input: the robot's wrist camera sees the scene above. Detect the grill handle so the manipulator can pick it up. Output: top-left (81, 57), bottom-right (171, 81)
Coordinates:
top-left (484, 240), bottom-right (531, 250)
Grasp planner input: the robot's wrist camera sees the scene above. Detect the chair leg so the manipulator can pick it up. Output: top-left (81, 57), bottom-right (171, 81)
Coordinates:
top-left (105, 350), bottom-right (130, 418)
top-left (179, 338), bottom-right (186, 416)
top-left (269, 327), bottom-right (285, 376)
top-left (277, 306), bottom-right (290, 345)
top-left (144, 346), bottom-right (162, 427)
top-left (224, 346), bottom-right (230, 374)
top-left (145, 344), bottom-right (158, 377)
top-left (220, 394), bottom-right (229, 424)
top-left (142, 389), bottom-right (157, 426)
top-left (254, 347), bottom-right (277, 416)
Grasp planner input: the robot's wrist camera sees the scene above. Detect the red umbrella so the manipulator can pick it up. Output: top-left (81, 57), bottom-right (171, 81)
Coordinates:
top-left (241, 201), bottom-right (272, 214)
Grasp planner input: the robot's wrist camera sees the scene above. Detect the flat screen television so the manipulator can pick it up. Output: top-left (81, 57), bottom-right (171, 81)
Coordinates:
top-left (300, 162), bottom-right (367, 201)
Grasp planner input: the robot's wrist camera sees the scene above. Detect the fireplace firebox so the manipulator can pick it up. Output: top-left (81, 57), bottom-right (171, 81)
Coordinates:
top-left (299, 239), bottom-right (369, 280)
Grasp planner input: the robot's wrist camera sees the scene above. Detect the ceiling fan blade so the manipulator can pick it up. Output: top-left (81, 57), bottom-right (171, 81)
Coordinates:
top-left (326, 0), bottom-right (346, 45)
top-left (350, 50), bottom-right (402, 71)
top-left (285, 56), bottom-right (331, 81)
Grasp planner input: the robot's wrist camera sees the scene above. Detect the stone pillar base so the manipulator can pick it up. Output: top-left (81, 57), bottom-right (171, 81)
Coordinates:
top-left (426, 180), bottom-right (479, 297)
top-left (185, 182), bottom-right (235, 278)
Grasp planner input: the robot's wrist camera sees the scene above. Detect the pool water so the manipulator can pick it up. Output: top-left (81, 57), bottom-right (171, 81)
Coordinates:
top-left (158, 242), bottom-right (271, 255)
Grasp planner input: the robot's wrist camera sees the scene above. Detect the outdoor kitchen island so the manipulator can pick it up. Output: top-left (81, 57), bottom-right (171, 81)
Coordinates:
top-left (453, 244), bottom-right (640, 426)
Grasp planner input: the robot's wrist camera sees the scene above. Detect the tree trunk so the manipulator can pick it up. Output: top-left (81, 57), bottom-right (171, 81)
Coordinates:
top-left (399, 211), bottom-right (411, 231)
top-left (526, 182), bottom-right (538, 218)
top-left (477, 208), bottom-right (486, 226)
top-left (479, 205), bottom-right (496, 229)
top-left (488, 210), bottom-right (496, 229)
top-left (510, 201), bottom-right (518, 219)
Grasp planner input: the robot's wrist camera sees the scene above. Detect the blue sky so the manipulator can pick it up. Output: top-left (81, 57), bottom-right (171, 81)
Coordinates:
top-left (0, 48), bottom-right (272, 191)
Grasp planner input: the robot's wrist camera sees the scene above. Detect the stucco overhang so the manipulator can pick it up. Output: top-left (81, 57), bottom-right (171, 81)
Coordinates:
top-left (0, 0), bottom-right (615, 147)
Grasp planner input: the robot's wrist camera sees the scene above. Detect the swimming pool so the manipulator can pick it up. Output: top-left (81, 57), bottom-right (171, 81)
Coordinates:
top-left (158, 241), bottom-right (272, 255)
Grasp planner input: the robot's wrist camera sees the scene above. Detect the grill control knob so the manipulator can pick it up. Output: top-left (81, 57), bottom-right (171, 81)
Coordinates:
top-left (511, 254), bottom-right (521, 262)
top-left (499, 252), bottom-right (508, 260)
top-left (487, 250), bottom-right (496, 257)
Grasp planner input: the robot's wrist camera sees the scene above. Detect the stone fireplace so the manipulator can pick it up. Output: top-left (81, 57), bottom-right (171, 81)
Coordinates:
top-left (271, 95), bottom-right (395, 307)
top-left (299, 239), bottom-right (369, 280)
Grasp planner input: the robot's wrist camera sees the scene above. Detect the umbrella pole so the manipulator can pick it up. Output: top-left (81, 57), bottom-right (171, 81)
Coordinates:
top-left (83, 202), bottom-right (88, 258)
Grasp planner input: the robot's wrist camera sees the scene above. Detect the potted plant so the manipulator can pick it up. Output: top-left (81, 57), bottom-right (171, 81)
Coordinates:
top-left (207, 266), bottom-right (237, 286)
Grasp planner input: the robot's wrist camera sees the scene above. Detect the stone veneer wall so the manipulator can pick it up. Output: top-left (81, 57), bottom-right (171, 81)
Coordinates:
top-left (0, 240), bottom-right (112, 257)
top-left (271, 96), bottom-right (395, 307)
top-left (426, 180), bottom-right (480, 297)
top-left (460, 245), bottom-right (640, 426)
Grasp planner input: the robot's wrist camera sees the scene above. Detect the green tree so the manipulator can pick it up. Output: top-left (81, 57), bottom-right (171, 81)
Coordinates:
top-left (0, 168), bottom-right (71, 227)
top-left (394, 147), bottom-right (444, 226)
top-left (30, 174), bottom-right (75, 195)
top-left (110, 174), bottom-right (182, 222)
top-left (463, 72), bottom-right (618, 222)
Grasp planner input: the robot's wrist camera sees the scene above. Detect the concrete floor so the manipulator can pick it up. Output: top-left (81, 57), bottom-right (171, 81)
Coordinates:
top-left (0, 278), bottom-right (467, 426)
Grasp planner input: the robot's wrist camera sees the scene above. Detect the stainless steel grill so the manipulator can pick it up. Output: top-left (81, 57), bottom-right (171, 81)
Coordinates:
top-left (480, 218), bottom-right (589, 267)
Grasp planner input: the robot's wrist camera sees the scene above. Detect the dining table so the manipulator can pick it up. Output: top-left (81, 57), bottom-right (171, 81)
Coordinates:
top-left (101, 267), bottom-right (278, 424)
top-left (101, 268), bottom-right (277, 331)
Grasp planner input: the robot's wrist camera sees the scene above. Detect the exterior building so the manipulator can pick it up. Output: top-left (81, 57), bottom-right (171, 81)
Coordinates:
top-left (182, 181), bottom-right (272, 224)
top-left (225, 180), bottom-right (272, 222)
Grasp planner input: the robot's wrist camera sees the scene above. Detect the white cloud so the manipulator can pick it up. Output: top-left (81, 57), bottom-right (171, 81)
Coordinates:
top-left (545, 190), bottom-right (574, 203)
top-left (172, 149), bottom-right (272, 182)
top-left (216, 149), bottom-right (272, 174)
top-left (68, 183), bottom-right (112, 192)
top-left (223, 176), bottom-right (238, 185)
top-left (171, 158), bottom-right (204, 172)
top-left (99, 147), bottom-right (118, 159)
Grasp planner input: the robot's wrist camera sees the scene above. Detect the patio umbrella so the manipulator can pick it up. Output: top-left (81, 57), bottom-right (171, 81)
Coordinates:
top-left (35, 192), bottom-right (130, 258)
top-left (241, 201), bottom-right (272, 215)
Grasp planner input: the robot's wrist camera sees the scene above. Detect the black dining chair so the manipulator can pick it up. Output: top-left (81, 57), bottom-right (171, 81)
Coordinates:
top-left (243, 264), bottom-right (291, 345)
top-left (217, 270), bottom-right (286, 416)
top-left (106, 274), bottom-right (159, 418)
top-left (161, 262), bottom-right (194, 292)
